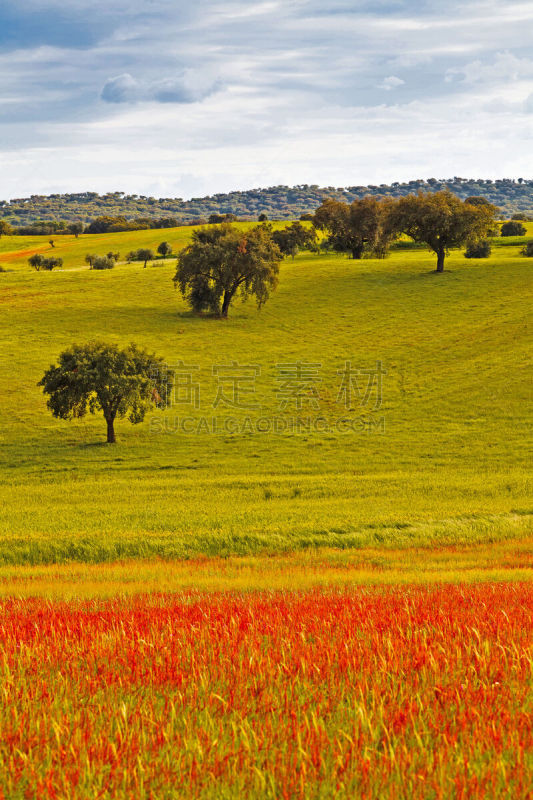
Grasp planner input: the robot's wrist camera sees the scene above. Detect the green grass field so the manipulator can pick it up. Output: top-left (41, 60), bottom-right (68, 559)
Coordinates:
top-left (0, 225), bottom-right (531, 567)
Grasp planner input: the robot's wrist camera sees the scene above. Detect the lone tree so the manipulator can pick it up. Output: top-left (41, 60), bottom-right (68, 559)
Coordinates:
top-left (313, 196), bottom-right (397, 259)
top-left (390, 191), bottom-right (497, 272)
top-left (0, 220), bottom-right (13, 238)
top-left (157, 241), bottom-right (172, 258)
top-left (173, 223), bottom-right (282, 317)
top-left (85, 253), bottom-right (97, 268)
top-left (68, 221), bottom-right (84, 237)
top-left (38, 342), bottom-right (173, 443)
top-left (136, 248), bottom-right (155, 268)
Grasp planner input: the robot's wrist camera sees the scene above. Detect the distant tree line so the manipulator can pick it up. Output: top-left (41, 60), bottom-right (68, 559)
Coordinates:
top-left (2, 178), bottom-right (533, 230)
top-left (27, 192), bottom-right (531, 283)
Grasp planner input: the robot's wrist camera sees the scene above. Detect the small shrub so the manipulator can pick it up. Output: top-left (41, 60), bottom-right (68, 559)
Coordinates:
top-left (41, 258), bottom-right (63, 271)
top-left (520, 241), bottom-right (533, 257)
top-left (464, 240), bottom-right (491, 259)
top-left (92, 256), bottom-right (115, 270)
top-left (500, 221), bottom-right (527, 237)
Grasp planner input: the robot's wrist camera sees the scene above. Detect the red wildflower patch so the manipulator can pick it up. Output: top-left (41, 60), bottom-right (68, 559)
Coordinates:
top-left (0, 584), bottom-right (531, 798)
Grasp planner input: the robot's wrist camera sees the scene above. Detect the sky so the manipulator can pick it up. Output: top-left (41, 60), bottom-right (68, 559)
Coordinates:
top-left (1, 0), bottom-right (532, 200)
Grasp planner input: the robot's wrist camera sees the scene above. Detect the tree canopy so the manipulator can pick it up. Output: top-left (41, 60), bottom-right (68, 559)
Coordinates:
top-left (389, 191), bottom-right (497, 272)
top-left (38, 342), bottom-right (173, 443)
top-left (157, 241), bottom-right (172, 258)
top-left (272, 222), bottom-right (317, 257)
top-left (500, 221), bottom-right (527, 237)
top-left (313, 196), bottom-right (397, 259)
top-left (28, 254), bottom-right (63, 271)
top-left (173, 223), bottom-right (282, 317)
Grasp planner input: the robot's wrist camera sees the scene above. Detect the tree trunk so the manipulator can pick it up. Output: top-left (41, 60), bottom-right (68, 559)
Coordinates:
top-left (106, 417), bottom-right (116, 444)
top-left (221, 292), bottom-right (232, 318)
top-left (352, 245), bottom-right (364, 259)
top-left (436, 248), bottom-right (445, 272)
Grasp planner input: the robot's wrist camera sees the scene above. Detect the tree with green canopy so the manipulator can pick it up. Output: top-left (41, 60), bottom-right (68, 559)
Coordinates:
top-left (38, 342), bottom-right (173, 443)
top-left (157, 241), bottom-right (173, 258)
top-left (173, 223), bottom-right (282, 317)
top-left (0, 220), bottom-right (13, 238)
top-left (390, 191), bottom-right (497, 272)
top-left (313, 196), bottom-right (397, 259)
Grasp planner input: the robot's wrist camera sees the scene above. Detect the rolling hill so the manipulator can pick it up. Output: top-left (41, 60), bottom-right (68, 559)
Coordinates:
top-left (1, 178), bottom-right (533, 228)
top-left (0, 222), bottom-right (531, 565)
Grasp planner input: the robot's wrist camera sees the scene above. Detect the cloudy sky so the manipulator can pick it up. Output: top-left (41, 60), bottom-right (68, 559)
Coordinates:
top-left (1, 0), bottom-right (532, 200)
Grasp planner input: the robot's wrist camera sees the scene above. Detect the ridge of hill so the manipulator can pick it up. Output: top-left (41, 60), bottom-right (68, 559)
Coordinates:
top-left (1, 178), bottom-right (532, 226)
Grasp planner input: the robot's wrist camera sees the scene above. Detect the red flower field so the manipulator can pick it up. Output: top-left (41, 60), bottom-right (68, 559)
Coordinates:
top-left (0, 584), bottom-right (532, 798)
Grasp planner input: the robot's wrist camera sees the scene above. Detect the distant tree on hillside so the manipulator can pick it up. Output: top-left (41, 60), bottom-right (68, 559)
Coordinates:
top-left (520, 241), bottom-right (533, 257)
top-left (137, 248), bottom-right (154, 268)
top-left (500, 221), bottom-right (527, 236)
top-left (126, 248), bottom-right (155, 267)
top-left (272, 222), bottom-right (317, 258)
top-left (38, 342), bottom-right (173, 443)
top-left (68, 221), bottom-right (84, 237)
top-left (465, 196), bottom-right (493, 207)
top-left (0, 220), bottom-right (13, 237)
top-left (258, 213), bottom-right (268, 222)
top-left (92, 256), bottom-right (115, 270)
top-left (173, 223), bottom-right (282, 317)
top-left (314, 196), bottom-right (397, 259)
top-left (29, 254), bottom-right (44, 270)
top-left (389, 191), bottom-right (497, 272)
top-left (157, 241), bottom-right (172, 258)
top-left (208, 213), bottom-right (237, 224)
top-left (28, 254), bottom-right (63, 271)
top-left (48, 239), bottom-right (55, 248)
top-left (85, 254), bottom-right (97, 269)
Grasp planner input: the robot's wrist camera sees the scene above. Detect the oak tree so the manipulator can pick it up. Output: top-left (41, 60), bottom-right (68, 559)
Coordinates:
top-left (173, 223), bottom-right (282, 317)
top-left (39, 342), bottom-right (173, 443)
top-left (390, 191), bottom-right (497, 272)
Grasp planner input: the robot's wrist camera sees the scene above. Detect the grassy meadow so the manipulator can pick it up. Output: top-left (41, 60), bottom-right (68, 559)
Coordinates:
top-left (0, 224), bottom-right (532, 568)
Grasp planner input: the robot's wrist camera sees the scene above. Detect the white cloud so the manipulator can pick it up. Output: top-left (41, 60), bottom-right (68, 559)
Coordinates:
top-left (445, 51), bottom-right (533, 84)
top-left (377, 76), bottom-right (405, 91)
top-left (101, 70), bottom-right (221, 104)
top-left (1, 0), bottom-right (533, 198)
